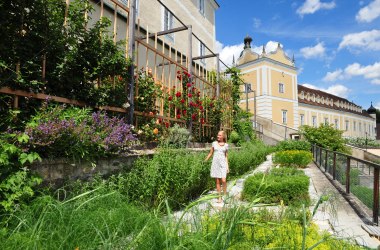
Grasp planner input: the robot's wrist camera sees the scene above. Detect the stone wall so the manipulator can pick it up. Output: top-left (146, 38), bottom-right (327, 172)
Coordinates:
top-left (31, 150), bottom-right (154, 187)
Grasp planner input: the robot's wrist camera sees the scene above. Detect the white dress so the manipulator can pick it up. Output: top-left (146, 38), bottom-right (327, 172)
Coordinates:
top-left (210, 141), bottom-right (229, 178)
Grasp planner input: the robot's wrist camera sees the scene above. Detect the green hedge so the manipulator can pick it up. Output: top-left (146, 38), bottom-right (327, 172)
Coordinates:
top-left (273, 150), bottom-right (312, 168)
top-left (275, 140), bottom-right (311, 152)
top-left (228, 141), bottom-right (271, 177)
top-left (243, 167), bottom-right (310, 205)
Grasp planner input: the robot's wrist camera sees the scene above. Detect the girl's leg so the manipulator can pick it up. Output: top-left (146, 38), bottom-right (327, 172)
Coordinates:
top-left (221, 178), bottom-right (227, 196)
top-left (216, 178), bottom-right (222, 203)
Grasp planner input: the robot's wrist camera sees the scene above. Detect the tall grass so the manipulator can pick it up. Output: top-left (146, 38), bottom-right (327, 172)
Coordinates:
top-left (1, 190), bottom-right (365, 249)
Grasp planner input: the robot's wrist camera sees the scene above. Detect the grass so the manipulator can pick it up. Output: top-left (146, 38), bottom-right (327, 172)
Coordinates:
top-left (0, 189), bottom-right (366, 249)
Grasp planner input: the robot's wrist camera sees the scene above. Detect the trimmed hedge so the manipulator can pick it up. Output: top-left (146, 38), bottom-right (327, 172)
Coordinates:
top-left (273, 150), bottom-right (312, 168)
top-left (275, 140), bottom-right (311, 152)
top-left (243, 167), bottom-right (310, 205)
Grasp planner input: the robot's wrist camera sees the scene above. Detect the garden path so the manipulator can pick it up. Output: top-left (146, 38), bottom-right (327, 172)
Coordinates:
top-left (174, 154), bottom-right (380, 249)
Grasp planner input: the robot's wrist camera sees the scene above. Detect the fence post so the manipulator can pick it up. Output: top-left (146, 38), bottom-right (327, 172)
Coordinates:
top-left (127, 0), bottom-right (136, 125)
top-left (319, 148), bottom-right (322, 167)
top-left (187, 25), bottom-right (193, 133)
top-left (325, 150), bottom-right (328, 172)
top-left (333, 152), bottom-right (336, 180)
top-left (373, 167), bottom-right (379, 225)
top-left (346, 157), bottom-right (351, 193)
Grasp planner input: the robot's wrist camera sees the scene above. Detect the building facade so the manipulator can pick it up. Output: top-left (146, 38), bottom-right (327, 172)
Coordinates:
top-left (89, 0), bottom-right (219, 69)
top-left (236, 36), bottom-right (377, 139)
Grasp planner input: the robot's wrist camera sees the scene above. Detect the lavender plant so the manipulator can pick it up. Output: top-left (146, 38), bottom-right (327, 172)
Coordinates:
top-left (23, 105), bottom-right (137, 160)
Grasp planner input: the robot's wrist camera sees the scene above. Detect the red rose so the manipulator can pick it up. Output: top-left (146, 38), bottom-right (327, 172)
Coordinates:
top-left (165, 122), bottom-right (169, 128)
top-left (168, 96), bottom-right (173, 101)
top-left (201, 118), bottom-right (205, 124)
top-left (186, 83), bottom-right (192, 88)
top-left (191, 114), bottom-right (197, 120)
top-left (177, 114), bottom-right (181, 119)
top-left (176, 92), bottom-right (181, 97)
top-left (182, 110), bottom-right (187, 115)
top-left (188, 93), bottom-right (192, 98)
top-left (199, 106), bottom-right (204, 110)
top-left (181, 99), bottom-right (185, 103)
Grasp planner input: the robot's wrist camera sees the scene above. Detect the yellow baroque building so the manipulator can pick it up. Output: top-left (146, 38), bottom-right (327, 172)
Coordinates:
top-left (236, 36), bottom-right (377, 140)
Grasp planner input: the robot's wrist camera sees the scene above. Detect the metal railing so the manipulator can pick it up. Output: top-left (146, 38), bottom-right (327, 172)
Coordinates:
top-left (312, 145), bottom-right (380, 225)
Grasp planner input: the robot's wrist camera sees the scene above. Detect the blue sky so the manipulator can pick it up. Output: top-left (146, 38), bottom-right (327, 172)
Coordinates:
top-left (215, 0), bottom-right (380, 111)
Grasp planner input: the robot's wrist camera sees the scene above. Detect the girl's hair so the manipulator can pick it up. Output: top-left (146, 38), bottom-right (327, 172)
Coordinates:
top-left (218, 130), bottom-right (227, 142)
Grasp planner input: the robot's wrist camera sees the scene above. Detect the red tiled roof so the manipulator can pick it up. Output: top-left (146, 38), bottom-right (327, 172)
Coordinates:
top-left (298, 85), bottom-right (372, 118)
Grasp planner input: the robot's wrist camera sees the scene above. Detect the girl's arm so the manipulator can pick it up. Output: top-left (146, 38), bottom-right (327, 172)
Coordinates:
top-left (205, 147), bottom-right (214, 161)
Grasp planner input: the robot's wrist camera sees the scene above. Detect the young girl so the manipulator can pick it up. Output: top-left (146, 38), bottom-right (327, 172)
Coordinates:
top-left (205, 130), bottom-right (229, 203)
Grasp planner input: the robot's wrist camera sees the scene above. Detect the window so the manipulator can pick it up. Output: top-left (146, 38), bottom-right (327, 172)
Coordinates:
top-left (345, 120), bottom-right (349, 131)
top-left (312, 116), bottom-right (317, 127)
top-left (335, 119), bottom-right (339, 129)
top-left (353, 121), bottom-right (356, 131)
top-left (279, 83), bottom-right (284, 93)
top-left (359, 122), bottom-right (362, 132)
top-left (244, 83), bottom-right (252, 93)
top-left (119, 0), bottom-right (128, 6)
top-left (163, 8), bottom-right (174, 40)
top-left (324, 118), bottom-right (328, 125)
top-left (300, 91), bottom-right (304, 99)
top-left (282, 110), bottom-right (287, 124)
top-left (300, 114), bottom-right (305, 126)
top-left (199, 0), bottom-right (205, 15)
top-left (200, 42), bottom-right (206, 64)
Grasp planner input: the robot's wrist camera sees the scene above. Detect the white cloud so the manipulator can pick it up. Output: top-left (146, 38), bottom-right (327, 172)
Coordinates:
top-left (375, 101), bottom-right (380, 109)
top-left (216, 41), bottom-right (244, 68)
top-left (323, 69), bottom-right (345, 82)
top-left (324, 62), bottom-right (380, 85)
top-left (302, 83), bottom-right (350, 98)
top-left (344, 62), bottom-right (380, 81)
top-left (356, 0), bottom-right (380, 23)
top-left (339, 29), bottom-right (380, 51)
top-left (217, 41), bottom-right (284, 69)
top-left (253, 18), bottom-right (261, 28)
top-left (296, 0), bottom-right (336, 16)
top-left (300, 42), bottom-right (326, 59)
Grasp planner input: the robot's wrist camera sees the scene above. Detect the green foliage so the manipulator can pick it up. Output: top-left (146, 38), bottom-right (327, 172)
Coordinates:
top-left (276, 140), bottom-right (311, 151)
top-left (351, 186), bottom-right (375, 211)
top-left (229, 130), bottom-right (240, 144)
top-left (228, 141), bottom-right (271, 177)
top-left (1, 188), bottom-right (363, 249)
top-left (160, 124), bottom-right (190, 148)
top-left (123, 149), bottom-right (211, 209)
top-left (0, 0), bottom-right (130, 107)
top-left (300, 124), bottom-right (349, 153)
top-left (0, 134), bottom-right (42, 212)
top-left (273, 150), bottom-right (313, 168)
top-left (345, 137), bottom-right (380, 148)
top-left (243, 167), bottom-right (310, 205)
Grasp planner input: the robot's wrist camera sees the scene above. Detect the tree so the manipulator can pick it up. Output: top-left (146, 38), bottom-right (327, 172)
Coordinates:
top-left (300, 124), bottom-right (349, 153)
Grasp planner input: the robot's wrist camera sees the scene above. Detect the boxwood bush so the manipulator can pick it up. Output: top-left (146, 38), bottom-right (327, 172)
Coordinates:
top-left (242, 167), bottom-right (310, 205)
top-left (273, 150), bottom-right (312, 168)
top-left (275, 140), bottom-right (311, 152)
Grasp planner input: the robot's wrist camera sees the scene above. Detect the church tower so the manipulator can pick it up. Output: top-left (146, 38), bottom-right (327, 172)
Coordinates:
top-left (236, 35), bottom-right (298, 129)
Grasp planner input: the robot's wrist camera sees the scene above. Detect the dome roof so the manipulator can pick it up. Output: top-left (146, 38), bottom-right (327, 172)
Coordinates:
top-left (368, 102), bottom-right (376, 114)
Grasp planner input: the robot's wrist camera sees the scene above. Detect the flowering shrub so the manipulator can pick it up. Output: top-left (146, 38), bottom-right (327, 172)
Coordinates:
top-left (23, 104), bottom-right (136, 160)
top-left (163, 69), bottom-right (225, 141)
